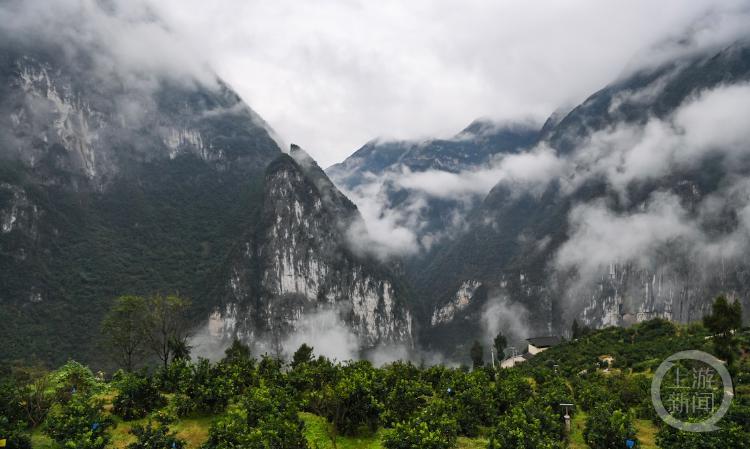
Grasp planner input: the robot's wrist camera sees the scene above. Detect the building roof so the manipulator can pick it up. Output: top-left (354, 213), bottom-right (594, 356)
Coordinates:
top-left (526, 336), bottom-right (561, 348)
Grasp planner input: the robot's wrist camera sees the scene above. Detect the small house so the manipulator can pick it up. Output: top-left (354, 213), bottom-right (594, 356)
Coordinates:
top-left (526, 336), bottom-right (561, 355)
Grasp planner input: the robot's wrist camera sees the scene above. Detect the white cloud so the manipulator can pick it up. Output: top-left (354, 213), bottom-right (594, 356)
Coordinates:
top-left (555, 193), bottom-right (700, 278)
top-left (552, 82), bottom-right (750, 294)
top-left (145, 0), bottom-right (750, 167)
top-left (338, 145), bottom-right (566, 259)
top-left (481, 295), bottom-right (531, 352)
top-left (281, 309), bottom-right (359, 362)
top-left (5, 0), bottom-right (748, 167)
top-left (556, 82), bottom-right (750, 198)
top-left (395, 146), bottom-right (565, 199)
top-left (0, 0), bottom-right (217, 90)
top-left (676, 82), bottom-right (750, 157)
top-left (341, 175), bottom-right (422, 260)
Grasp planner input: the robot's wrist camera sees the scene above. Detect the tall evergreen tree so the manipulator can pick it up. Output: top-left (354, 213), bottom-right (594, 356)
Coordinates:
top-left (704, 295), bottom-right (743, 365)
top-left (470, 341), bottom-right (484, 369)
top-left (101, 296), bottom-right (148, 372)
top-left (145, 294), bottom-right (191, 369)
top-left (493, 333), bottom-right (507, 360)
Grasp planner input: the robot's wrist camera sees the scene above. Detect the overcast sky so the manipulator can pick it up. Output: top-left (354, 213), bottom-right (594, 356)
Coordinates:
top-left (147, 0), bottom-right (750, 167)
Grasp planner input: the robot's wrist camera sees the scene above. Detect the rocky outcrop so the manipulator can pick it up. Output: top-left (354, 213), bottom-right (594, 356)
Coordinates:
top-left (0, 26), bottom-right (283, 366)
top-left (210, 149), bottom-right (414, 351)
top-left (431, 280), bottom-right (481, 326)
top-left (0, 182), bottom-right (38, 236)
top-left (1, 54), bottom-right (280, 187)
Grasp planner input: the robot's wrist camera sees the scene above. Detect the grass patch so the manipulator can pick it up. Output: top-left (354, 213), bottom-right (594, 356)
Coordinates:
top-left (300, 412), bottom-right (383, 449)
top-left (300, 413), bottom-right (488, 449)
top-left (567, 413), bottom-right (658, 449)
top-left (456, 436), bottom-right (489, 449)
top-left (635, 419), bottom-right (658, 449)
top-left (172, 416), bottom-right (212, 448)
top-left (568, 411), bottom-right (587, 449)
top-left (106, 415), bottom-right (212, 449)
top-left (30, 429), bottom-right (55, 449)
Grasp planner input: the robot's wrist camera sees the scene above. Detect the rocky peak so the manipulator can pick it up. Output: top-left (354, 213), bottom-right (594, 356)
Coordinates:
top-left (210, 151), bottom-right (414, 352)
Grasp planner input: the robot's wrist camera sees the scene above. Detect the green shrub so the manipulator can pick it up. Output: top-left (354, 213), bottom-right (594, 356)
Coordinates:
top-left (0, 416), bottom-right (31, 449)
top-left (202, 385), bottom-right (308, 449)
top-left (182, 359), bottom-right (233, 415)
top-left (583, 403), bottom-right (638, 449)
top-left (656, 421), bottom-right (749, 449)
top-left (381, 378), bottom-right (431, 427)
top-left (113, 373), bottom-right (166, 420)
top-left (312, 360), bottom-right (381, 436)
top-left (487, 401), bottom-right (562, 449)
top-left (155, 360), bottom-right (192, 393)
top-left (43, 393), bottom-right (113, 449)
top-left (126, 422), bottom-right (185, 449)
top-left (49, 361), bottom-right (102, 403)
top-left (152, 405), bottom-right (179, 426)
top-left (381, 399), bottom-right (458, 449)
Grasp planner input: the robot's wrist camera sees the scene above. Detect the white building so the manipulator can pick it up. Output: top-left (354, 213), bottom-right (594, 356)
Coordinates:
top-left (500, 336), bottom-right (561, 368)
top-left (526, 336), bottom-right (561, 355)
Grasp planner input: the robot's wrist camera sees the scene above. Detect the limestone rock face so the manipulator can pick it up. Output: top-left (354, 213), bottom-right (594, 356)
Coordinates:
top-left (211, 150), bottom-right (414, 351)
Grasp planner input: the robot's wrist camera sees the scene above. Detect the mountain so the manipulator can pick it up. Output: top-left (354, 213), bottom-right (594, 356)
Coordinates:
top-left (204, 146), bottom-right (413, 353)
top-left (416, 41), bottom-right (750, 355)
top-left (328, 40), bottom-right (750, 358)
top-left (0, 4), bottom-right (411, 366)
top-left (327, 119), bottom-right (540, 189)
top-left (326, 120), bottom-right (540, 256)
top-left (0, 33), bottom-right (280, 365)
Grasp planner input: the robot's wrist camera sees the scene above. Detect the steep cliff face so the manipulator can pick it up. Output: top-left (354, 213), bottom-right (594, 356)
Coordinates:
top-left (0, 52), bottom-right (280, 186)
top-left (430, 280), bottom-right (481, 326)
top-left (328, 119), bottom-right (540, 189)
top-left (0, 14), bottom-right (415, 364)
top-left (326, 121), bottom-right (541, 256)
top-left (417, 42), bottom-right (750, 350)
top-left (0, 8), bottom-right (284, 365)
top-left (210, 149), bottom-right (414, 351)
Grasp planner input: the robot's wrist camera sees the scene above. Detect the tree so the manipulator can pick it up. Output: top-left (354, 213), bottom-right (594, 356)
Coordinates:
top-left (583, 403), bottom-right (638, 449)
top-left (308, 361), bottom-right (380, 442)
top-left (50, 361), bottom-right (102, 404)
top-left (101, 296), bottom-right (148, 372)
top-left (291, 343), bottom-right (314, 368)
top-left (495, 370), bottom-right (533, 414)
top-left (202, 385), bottom-right (308, 449)
top-left (470, 341), bottom-right (483, 369)
top-left (44, 394), bottom-right (113, 449)
top-left (656, 422), bottom-right (748, 449)
top-left (449, 370), bottom-right (494, 436)
top-left (112, 372), bottom-right (166, 420)
top-left (488, 402), bottom-right (562, 449)
top-left (382, 399), bottom-right (458, 449)
top-left (381, 378), bottom-right (431, 427)
top-left (704, 296), bottom-right (743, 364)
top-left (223, 339), bottom-right (251, 362)
top-left (572, 319), bottom-right (590, 339)
top-left (704, 296), bottom-right (742, 336)
top-left (179, 359), bottom-right (233, 415)
top-left (493, 332), bottom-right (507, 360)
top-left (145, 294), bottom-right (191, 370)
top-left (168, 338), bottom-right (192, 363)
top-left (217, 341), bottom-right (256, 396)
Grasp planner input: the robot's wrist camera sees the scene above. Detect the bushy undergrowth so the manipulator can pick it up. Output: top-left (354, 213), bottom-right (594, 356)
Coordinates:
top-left (1, 319), bottom-right (749, 449)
